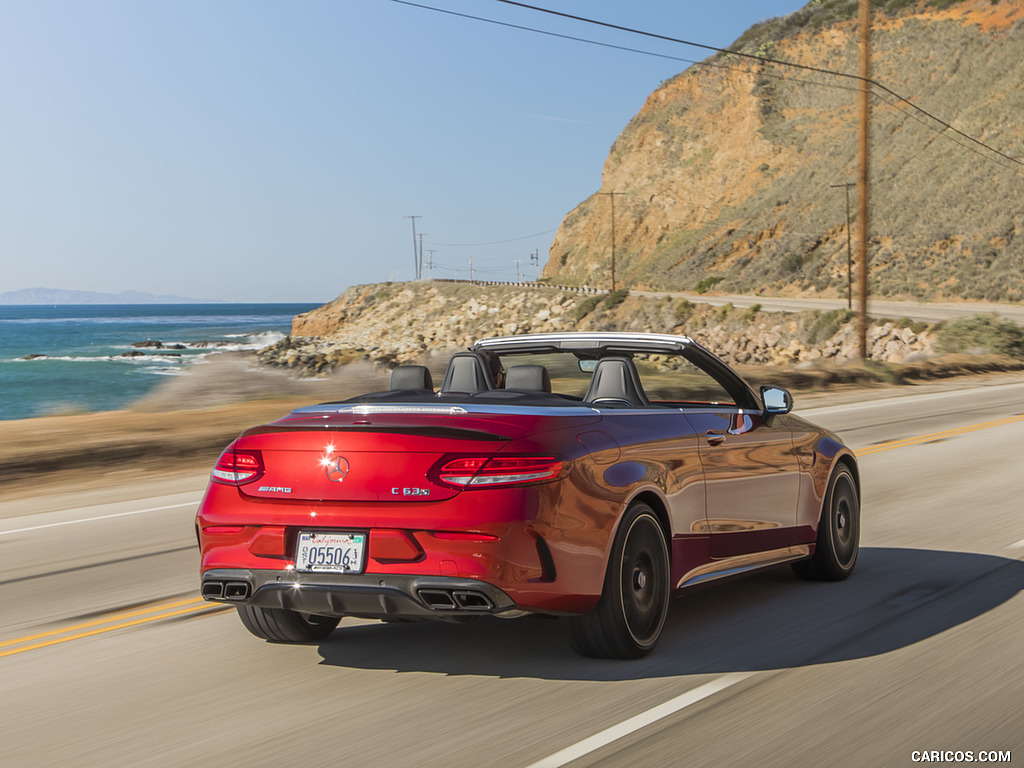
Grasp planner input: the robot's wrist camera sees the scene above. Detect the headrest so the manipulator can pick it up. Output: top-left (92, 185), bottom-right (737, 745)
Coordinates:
top-left (440, 352), bottom-right (496, 394)
top-left (389, 365), bottom-right (434, 391)
top-left (583, 357), bottom-right (650, 407)
top-left (505, 364), bottom-right (551, 393)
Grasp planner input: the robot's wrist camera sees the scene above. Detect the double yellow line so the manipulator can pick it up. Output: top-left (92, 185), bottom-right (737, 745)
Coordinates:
top-left (854, 413), bottom-right (1024, 457)
top-left (0, 596), bottom-right (227, 659)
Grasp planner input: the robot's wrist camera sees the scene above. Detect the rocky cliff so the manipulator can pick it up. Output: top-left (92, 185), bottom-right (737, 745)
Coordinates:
top-left (545, 0), bottom-right (1024, 303)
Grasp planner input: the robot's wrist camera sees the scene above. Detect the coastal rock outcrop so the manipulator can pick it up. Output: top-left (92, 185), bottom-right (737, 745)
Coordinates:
top-left (256, 281), bottom-right (939, 377)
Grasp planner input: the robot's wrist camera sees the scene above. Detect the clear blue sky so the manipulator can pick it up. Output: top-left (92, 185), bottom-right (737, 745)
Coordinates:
top-left (1, 0), bottom-right (803, 302)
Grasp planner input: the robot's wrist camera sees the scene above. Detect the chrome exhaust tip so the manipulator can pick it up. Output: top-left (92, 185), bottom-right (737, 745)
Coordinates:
top-left (223, 581), bottom-right (251, 600)
top-left (202, 580), bottom-right (225, 599)
top-left (452, 591), bottom-right (493, 611)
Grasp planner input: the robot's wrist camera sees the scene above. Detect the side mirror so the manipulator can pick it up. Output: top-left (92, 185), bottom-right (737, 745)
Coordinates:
top-left (761, 385), bottom-right (793, 414)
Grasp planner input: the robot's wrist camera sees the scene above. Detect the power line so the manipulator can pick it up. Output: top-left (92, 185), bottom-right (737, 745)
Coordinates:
top-left (426, 228), bottom-right (558, 247)
top-left (391, 0), bottom-right (703, 67)
top-left (488, 0), bottom-right (1024, 172)
top-left (392, 0), bottom-right (1024, 174)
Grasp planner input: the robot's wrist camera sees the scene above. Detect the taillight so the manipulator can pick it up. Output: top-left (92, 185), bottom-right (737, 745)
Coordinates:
top-left (431, 455), bottom-right (563, 489)
top-left (211, 447), bottom-right (264, 485)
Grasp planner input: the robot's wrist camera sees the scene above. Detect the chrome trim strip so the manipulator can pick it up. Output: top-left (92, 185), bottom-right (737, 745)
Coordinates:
top-left (676, 545), bottom-right (811, 589)
top-left (474, 331), bottom-right (695, 352)
top-left (292, 403), bottom-right (600, 417)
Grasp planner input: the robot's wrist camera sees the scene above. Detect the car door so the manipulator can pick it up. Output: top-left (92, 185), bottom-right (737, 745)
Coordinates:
top-left (681, 407), bottom-right (800, 557)
top-left (634, 352), bottom-right (801, 558)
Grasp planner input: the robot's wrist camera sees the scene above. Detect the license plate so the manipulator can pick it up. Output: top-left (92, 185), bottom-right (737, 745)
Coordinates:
top-left (295, 531), bottom-right (366, 573)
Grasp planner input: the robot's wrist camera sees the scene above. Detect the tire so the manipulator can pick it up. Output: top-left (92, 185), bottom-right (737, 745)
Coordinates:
top-left (567, 503), bottom-right (670, 659)
top-left (236, 605), bottom-right (340, 643)
top-left (793, 465), bottom-right (860, 581)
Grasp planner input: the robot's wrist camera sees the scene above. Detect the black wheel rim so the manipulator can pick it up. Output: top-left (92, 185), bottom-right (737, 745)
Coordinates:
top-left (619, 515), bottom-right (669, 646)
top-left (831, 476), bottom-right (858, 568)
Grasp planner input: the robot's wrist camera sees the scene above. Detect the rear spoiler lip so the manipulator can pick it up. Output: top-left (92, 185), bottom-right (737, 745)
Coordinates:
top-left (239, 424), bottom-right (512, 442)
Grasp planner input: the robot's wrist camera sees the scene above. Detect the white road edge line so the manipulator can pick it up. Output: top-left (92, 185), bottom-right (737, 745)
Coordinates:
top-left (524, 672), bottom-right (753, 768)
top-left (0, 501), bottom-right (201, 536)
top-left (1010, 539), bottom-right (1024, 550)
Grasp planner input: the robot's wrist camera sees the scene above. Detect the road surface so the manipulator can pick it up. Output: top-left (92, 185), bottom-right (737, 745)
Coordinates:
top-left (1, 378), bottom-right (1021, 767)
top-left (634, 290), bottom-right (1024, 325)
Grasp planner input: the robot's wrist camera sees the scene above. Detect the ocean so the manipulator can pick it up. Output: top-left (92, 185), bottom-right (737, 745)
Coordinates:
top-left (0, 303), bottom-right (319, 421)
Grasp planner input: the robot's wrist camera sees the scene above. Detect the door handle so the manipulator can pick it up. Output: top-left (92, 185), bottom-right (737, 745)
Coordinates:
top-left (705, 431), bottom-right (726, 447)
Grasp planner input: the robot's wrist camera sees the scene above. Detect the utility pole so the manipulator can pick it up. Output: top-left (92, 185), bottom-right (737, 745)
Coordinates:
top-left (829, 182), bottom-right (855, 310)
top-left (530, 249), bottom-right (540, 280)
top-left (600, 192), bottom-right (623, 291)
top-left (404, 216), bottom-right (422, 280)
top-left (856, 0), bottom-right (871, 359)
top-left (513, 259), bottom-right (522, 282)
top-left (426, 250), bottom-right (436, 279)
top-left (468, 255), bottom-right (475, 282)
top-left (417, 233), bottom-right (426, 280)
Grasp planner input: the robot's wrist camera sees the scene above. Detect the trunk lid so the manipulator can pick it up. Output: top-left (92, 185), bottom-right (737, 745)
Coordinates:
top-left (233, 403), bottom-right (598, 502)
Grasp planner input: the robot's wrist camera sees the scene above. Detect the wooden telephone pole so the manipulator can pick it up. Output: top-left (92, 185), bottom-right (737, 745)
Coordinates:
top-left (829, 182), bottom-right (855, 310)
top-left (601, 191), bottom-right (623, 291)
top-left (856, 0), bottom-right (871, 359)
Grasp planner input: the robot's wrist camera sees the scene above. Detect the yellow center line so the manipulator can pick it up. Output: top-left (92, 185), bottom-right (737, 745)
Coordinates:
top-left (0, 596), bottom-right (207, 649)
top-left (854, 413), bottom-right (1024, 457)
top-left (0, 602), bottom-right (229, 659)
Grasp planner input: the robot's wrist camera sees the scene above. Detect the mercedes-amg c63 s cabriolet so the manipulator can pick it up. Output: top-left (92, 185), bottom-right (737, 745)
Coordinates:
top-left (196, 332), bottom-right (860, 658)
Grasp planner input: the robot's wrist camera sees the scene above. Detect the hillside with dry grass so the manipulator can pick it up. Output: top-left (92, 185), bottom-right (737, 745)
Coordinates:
top-left (545, 0), bottom-right (1024, 303)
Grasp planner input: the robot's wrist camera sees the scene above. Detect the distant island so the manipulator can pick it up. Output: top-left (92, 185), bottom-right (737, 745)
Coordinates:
top-left (0, 288), bottom-right (222, 305)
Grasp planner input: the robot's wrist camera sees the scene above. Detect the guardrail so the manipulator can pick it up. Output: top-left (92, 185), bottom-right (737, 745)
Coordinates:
top-left (429, 278), bottom-right (605, 294)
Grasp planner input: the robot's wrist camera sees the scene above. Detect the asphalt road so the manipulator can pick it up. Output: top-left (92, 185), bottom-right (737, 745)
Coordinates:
top-left (633, 290), bottom-right (1024, 325)
top-left (1, 379), bottom-right (1022, 768)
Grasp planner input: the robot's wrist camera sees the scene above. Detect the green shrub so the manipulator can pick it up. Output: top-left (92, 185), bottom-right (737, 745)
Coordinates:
top-left (573, 294), bottom-right (602, 321)
top-left (895, 317), bottom-right (929, 335)
top-left (781, 252), bottom-right (804, 273)
top-left (742, 303), bottom-right (763, 321)
top-left (601, 289), bottom-right (630, 310)
top-left (695, 276), bottom-right (724, 294)
top-left (806, 308), bottom-right (855, 344)
top-left (673, 298), bottom-right (694, 324)
top-left (937, 314), bottom-right (1024, 358)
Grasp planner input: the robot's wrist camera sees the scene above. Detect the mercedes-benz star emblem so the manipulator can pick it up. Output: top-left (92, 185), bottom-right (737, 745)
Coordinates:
top-left (325, 456), bottom-right (350, 483)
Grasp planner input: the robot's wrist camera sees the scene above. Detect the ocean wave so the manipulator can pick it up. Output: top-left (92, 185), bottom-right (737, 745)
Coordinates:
top-left (217, 331), bottom-right (287, 350)
top-left (136, 331), bottom-right (286, 352)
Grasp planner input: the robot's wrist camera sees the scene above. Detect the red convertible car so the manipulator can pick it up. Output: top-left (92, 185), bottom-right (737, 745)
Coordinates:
top-left (196, 332), bottom-right (859, 658)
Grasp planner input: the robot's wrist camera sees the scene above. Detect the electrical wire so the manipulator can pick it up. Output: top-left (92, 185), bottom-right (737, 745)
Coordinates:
top-left (391, 0), bottom-right (703, 66)
top-left (391, 0), bottom-right (1024, 174)
top-left (426, 228), bottom-right (558, 247)
top-left (487, 0), bottom-right (1024, 171)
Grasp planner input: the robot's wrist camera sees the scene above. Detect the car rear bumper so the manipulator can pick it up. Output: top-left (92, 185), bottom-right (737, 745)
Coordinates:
top-left (201, 568), bottom-right (520, 620)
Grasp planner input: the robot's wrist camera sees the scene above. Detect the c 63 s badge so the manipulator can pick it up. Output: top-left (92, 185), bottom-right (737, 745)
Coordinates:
top-left (392, 487), bottom-right (430, 497)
